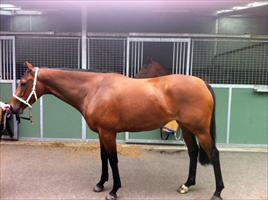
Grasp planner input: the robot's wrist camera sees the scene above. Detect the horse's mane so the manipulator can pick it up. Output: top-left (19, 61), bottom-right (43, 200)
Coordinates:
top-left (49, 67), bottom-right (115, 73)
top-left (49, 67), bottom-right (110, 73)
top-left (23, 66), bottom-right (115, 74)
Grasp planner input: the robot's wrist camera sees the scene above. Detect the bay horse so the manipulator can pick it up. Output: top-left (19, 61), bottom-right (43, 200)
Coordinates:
top-left (135, 57), bottom-right (171, 78)
top-left (10, 62), bottom-right (224, 200)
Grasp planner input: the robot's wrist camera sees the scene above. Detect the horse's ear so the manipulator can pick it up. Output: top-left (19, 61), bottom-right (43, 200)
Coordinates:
top-left (24, 61), bottom-right (34, 71)
top-left (146, 57), bottom-right (153, 65)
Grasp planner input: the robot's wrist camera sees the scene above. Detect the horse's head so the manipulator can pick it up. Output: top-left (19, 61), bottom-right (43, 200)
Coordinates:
top-left (10, 62), bottom-right (43, 114)
top-left (135, 58), bottom-right (171, 78)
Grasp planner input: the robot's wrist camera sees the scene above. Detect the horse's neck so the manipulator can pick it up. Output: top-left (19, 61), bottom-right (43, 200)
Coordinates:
top-left (38, 68), bottom-right (97, 113)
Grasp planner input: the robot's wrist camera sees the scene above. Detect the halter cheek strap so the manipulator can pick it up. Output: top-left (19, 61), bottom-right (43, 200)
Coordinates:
top-left (13, 67), bottom-right (39, 109)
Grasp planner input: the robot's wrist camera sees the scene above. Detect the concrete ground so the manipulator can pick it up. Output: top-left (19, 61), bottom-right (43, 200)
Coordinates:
top-left (0, 141), bottom-right (267, 200)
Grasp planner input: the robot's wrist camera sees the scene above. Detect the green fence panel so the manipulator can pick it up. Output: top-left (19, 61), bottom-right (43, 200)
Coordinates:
top-left (128, 129), bottom-right (163, 140)
top-left (87, 127), bottom-right (125, 141)
top-left (87, 127), bottom-right (98, 140)
top-left (43, 95), bottom-right (81, 139)
top-left (230, 89), bottom-right (268, 145)
top-left (214, 88), bottom-right (229, 144)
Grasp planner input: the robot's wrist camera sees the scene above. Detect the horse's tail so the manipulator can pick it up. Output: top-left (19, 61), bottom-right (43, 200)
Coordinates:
top-left (199, 84), bottom-right (216, 165)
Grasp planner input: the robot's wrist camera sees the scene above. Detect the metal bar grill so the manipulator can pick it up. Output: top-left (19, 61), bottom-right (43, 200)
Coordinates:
top-left (134, 42), bottom-right (137, 76)
top-left (178, 43), bottom-right (181, 74)
top-left (176, 43), bottom-right (179, 74)
top-left (0, 38), bottom-right (14, 80)
top-left (174, 41), bottom-right (191, 75)
top-left (1, 34), bottom-right (267, 86)
top-left (3, 40), bottom-right (6, 79)
top-left (172, 43), bottom-right (175, 74)
top-left (191, 38), bottom-right (268, 85)
top-left (128, 38), bottom-right (191, 78)
top-left (15, 36), bottom-right (80, 79)
top-left (87, 37), bottom-right (127, 74)
top-left (0, 40), bottom-right (2, 79)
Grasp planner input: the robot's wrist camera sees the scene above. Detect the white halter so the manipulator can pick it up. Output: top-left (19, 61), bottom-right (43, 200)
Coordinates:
top-left (13, 67), bottom-right (39, 109)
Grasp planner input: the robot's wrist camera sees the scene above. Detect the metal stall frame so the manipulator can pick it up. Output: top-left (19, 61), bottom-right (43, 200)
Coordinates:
top-left (1, 32), bottom-right (267, 148)
top-left (126, 37), bottom-right (192, 77)
top-left (87, 37), bottom-right (127, 75)
top-left (0, 36), bottom-right (18, 139)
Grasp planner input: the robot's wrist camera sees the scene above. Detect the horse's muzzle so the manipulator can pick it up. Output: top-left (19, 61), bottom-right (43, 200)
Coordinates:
top-left (10, 105), bottom-right (23, 115)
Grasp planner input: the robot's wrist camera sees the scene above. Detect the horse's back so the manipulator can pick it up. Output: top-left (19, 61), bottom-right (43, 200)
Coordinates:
top-left (103, 73), bottom-right (211, 105)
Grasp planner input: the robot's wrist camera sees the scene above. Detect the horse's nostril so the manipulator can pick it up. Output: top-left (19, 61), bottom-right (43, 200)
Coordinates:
top-left (10, 105), bottom-right (19, 115)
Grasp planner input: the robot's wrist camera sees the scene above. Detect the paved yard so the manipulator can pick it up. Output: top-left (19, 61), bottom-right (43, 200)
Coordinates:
top-left (0, 142), bottom-right (267, 200)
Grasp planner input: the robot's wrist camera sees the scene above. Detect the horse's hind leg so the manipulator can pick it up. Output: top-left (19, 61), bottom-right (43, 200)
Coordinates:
top-left (211, 146), bottom-right (224, 200)
top-left (178, 130), bottom-right (199, 194)
top-left (197, 134), bottom-right (224, 200)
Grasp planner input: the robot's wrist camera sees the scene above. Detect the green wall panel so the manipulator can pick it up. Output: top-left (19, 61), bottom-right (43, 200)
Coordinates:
top-left (129, 129), bottom-right (163, 140)
top-left (86, 127), bottom-right (98, 140)
top-left (230, 89), bottom-right (268, 144)
top-left (0, 83), bottom-right (12, 102)
top-left (19, 101), bottom-right (41, 138)
top-left (214, 88), bottom-right (229, 144)
top-left (43, 95), bottom-right (81, 138)
top-left (86, 127), bottom-right (125, 141)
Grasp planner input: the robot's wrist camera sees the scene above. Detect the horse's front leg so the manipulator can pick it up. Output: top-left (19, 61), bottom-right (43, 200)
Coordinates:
top-left (93, 142), bottom-right (109, 192)
top-left (99, 129), bottom-right (121, 200)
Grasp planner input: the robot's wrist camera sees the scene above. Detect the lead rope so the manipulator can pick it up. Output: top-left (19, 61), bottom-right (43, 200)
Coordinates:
top-left (29, 108), bottom-right (33, 123)
top-left (16, 108), bottom-right (34, 124)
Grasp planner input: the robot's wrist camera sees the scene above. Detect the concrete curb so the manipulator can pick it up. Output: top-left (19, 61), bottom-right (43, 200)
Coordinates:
top-left (1, 140), bottom-right (267, 153)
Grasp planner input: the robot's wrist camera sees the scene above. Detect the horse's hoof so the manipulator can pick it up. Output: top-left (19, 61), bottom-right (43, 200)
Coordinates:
top-left (93, 184), bottom-right (104, 192)
top-left (105, 193), bottom-right (117, 200)
top-left (211, 195), bottom-right (223, 200)
top-left (177, 184), bottom-right (189, 194)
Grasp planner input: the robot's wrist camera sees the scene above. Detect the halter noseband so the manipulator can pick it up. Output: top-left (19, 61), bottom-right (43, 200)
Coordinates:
top-left (13, 67), bottom-right (39, 109)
